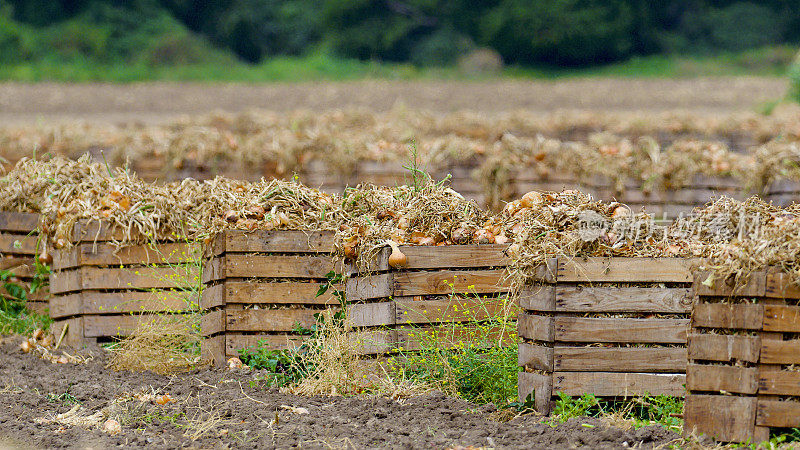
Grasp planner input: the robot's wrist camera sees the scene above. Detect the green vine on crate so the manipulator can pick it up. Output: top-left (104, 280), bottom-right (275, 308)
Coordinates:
top-left (0, 267), bottom-right (51, 336)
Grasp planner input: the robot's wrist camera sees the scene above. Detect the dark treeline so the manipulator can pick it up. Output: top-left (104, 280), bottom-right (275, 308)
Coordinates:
top-left (1, 0), bottom-right (798, 67)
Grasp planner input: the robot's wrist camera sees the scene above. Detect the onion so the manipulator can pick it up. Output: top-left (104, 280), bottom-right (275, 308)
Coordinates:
top-left (103, 419), bottom-right (121, 435)
top-left (224, 211), bottom-right (238, 223)
top-left (32, 329), bottom-right (44, 341)
top-left (57, 355), bottom-right (69, 364)
top-left (38, 249), bottom-right (53, 265)
top-left (418, 237), bottom-right (435, 246)
top-left (474, 229), bottom-right (495, 244)
top-left (154, 394), bottom-right (173, 405)
top-left (20, 340), bottom-right (32, 353)
top-left (519, 191), bottom-right (543, 208)
top-left (494, 234), bottom-right (509, 245)
top-left (40, 334), bottom-right (54, 348)
top-left (344, 241), bottom-right (358, 259)
top-left (278, 212), bottom-right (290, 226)
top-left (386, 240), bottom-right (408, 268)
top-left (227, 357), bottom-right (244, 370)
top-left (397, 217), bottom-right (409, 230)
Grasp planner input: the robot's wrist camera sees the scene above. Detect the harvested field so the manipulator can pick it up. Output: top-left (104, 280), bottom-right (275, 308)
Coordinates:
top-left (0, 339), bottom-right (680, 449)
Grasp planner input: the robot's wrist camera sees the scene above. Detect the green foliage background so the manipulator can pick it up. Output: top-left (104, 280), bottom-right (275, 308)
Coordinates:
top-left (0, 0), bottom-right (798, 77)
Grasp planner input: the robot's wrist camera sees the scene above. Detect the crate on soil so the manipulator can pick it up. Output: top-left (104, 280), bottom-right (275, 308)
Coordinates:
top-left (684, 270), bottom-right (800, 443)
top-left (0, 212), bottom-right (48, 313)
top-left (345, 243), bottom-right (514, 355)
top-left (48, 220), bottom-right (200, 347)
top-left (517, 257), bottom-right (695, 414)
top-left (200, 230), bottom-right (340, 366)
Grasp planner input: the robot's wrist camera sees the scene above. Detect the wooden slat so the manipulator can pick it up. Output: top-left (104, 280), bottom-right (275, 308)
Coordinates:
top-left (0, 212), bottom-right (39, 232)
top-left (348, 301), bottom-right (395, 327)
top-left (527, 258), bottom-right (557, 284)
top-left (48, 293), bottom-right (82, 319)
top-left (225, 308), bottom-right (326, 332)
top-left (693, 271), bottom-right (766, 297)
top-left (362, 244), bottom-right (509, 272)
top-left (688, 333), bottom-right (761, 363)
top-left (692, 303), bottom-right (764, 330)
top-left (397, 324), bottom-right (515, 351)
top-left (201, 257), bottom-right (224, 284)
top-left (79, 266), bottom-right (199, 290)
top-left (518, 342), bottom-right (554, 371)
top-left (761, 339), bottom-right (800, 364)
top-left (223, 281), bottom-right (339, 305)
top-left (49, 269), bottom-right (81, 295)
top-left (551, 286), bottom-right (691, 313)
top-left (201, 334), bottom-right (226, 367)
top-left (686, 363), bottom-right (758, 395)
top-left (518, 313), bottom-right (554, 342)
top-left (765, 271), bottom-right (800, 299)
top-left (756, 399), bottom-right (800, 428)
top-left (77, 242), bottom-right (199, 266)
top-left (200, 283), bottom-right (224, 310)
top-left (53, 247), bottom-right (80, 269)
top-left (553, 372), bottom-right (686, 397)
top-left (222, 254), bottom-right (335, 279)
top-left (0, 233), bottom-right (38, 255)
top-left (346, 273), bottom-right (393, 301)
top-left (72, 220), bottom-right (129, 242)
top-left (393, 269), bottom-right (508, 296)
top-left (201, 309), bottom-right (225, 336)
top-left (554, 347), bottom-right (687, 373)
top-left (222, 230), bottom-right (334, 254)
top-left (554, 317), bottom-right (689, 344)
top-left (225, 334), bottom-right (311, 356)
top-left (394, 297), bottom-right (509, 325)
top-left (758, 371), bottom-right (800, 396)
top-left (518, 371), bottom-right (554, 414)
top-left (518, 285), bottom-right (556, 311)
top-left (83, 314), bottom-right (185, 338)
top-left (0, 256), bottom-right (34, 271)
top-left (557, 257), bottom-right (692, 283)
top-left (81, 291), bottom-right (195, 314)
top-left (763, 304), bottom-right (800, 332)
top-left (684, 394), bottom-right (757, 443)
top-left (50, 317), bottom-right (85, 348)
top-left (352, 329), bottom-right (399, 355)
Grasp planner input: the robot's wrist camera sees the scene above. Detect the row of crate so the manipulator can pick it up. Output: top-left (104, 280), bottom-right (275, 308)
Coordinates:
top-left (131, 157), bottom-right (799, 215)
top-left (2, 212), bottom-right (799, 443)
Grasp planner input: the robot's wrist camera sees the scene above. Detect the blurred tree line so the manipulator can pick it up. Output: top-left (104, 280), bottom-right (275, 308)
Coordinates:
top-left (1, 0), bottom-right (798, 67)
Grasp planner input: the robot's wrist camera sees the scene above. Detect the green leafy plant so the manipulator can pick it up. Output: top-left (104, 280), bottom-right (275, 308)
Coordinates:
top-left (0, 267), bottom-right (51, 336)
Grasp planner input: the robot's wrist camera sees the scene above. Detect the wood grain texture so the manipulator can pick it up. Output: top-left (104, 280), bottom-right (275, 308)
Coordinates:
top-left (758, 371), bottom-right (800, 396)
top-left (763, 304), bottom-right (800, 332)
top-left (760, 339), bottom-right (800, 364)
top-left (225, 308), bottom-right (327, 332)
top-left (552, 286), bottom-right (691, 313)
top-left (692, 303), bottom-right (764, 330)
top-left (553, 372), bottom-right (686, 397)
top-left (684, 394), bottom-right (757, 443)
top-left (686, 363), bottom-right (758, 395)
top-left (0, 212), bottom-right (39, 232)
top-left (0, 233), bottom-right (38, 255)
top-left (221, 230), bottom-right (334, 255)
top-left (756, 399), bottom-right (800, 428)
top-left (553, 347), bottom-right (687, 372)
top-left (553, 317), bottom-right (689, 344)
top-left (222, 254), bottom-right (336, 279)
top-left (688, 333), bottom-right (760, 363)
top-left (557, 257), bottom-right (693, 283)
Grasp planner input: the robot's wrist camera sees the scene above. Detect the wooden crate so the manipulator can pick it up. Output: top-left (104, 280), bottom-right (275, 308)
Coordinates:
top-left (592, 175), bottom-right (742, 219)
top-left (518, 257), bottom-right (695, 414)
top-left (0, 211), bottom-right (48, 313)
top-left (765, 179), bottom-right (800, 207)
top-left (200, 230), bottom-right (340, 366)
top-left (684, 270), bottom-right (800, 443)
top-left (345, 244), bottom-right (513, 354)
top-left (48, 220), bottom-right (200, 347)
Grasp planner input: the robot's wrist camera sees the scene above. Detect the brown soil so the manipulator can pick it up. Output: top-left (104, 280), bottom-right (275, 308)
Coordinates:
top-left (0, 78), bottom-right (786, 125)
top-left (0, 339), bottom-right (680, 449)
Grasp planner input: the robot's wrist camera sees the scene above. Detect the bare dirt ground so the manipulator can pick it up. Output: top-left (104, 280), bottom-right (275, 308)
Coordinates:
top-left (0, 77), bottom-right (787, 125)
top-left (0, 339), bottom-right (681, 449)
